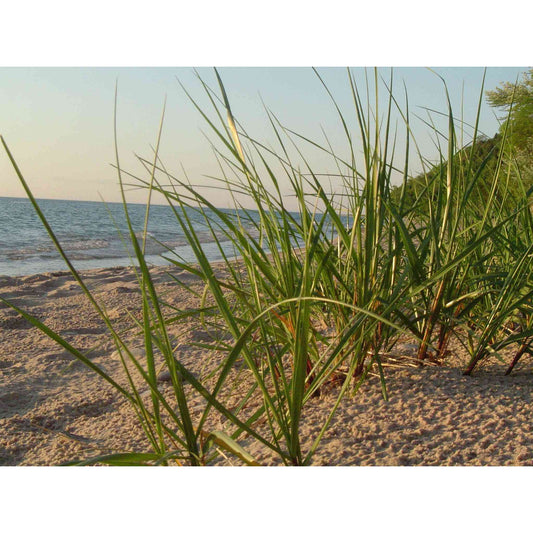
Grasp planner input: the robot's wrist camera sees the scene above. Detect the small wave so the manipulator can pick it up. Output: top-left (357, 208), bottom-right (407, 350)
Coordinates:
top-left (62, 239), bottom-right (110, 251)
top-left (4, 238), bottom-right (110, 260)
top-left (134, 231), bottom-right (156, 239)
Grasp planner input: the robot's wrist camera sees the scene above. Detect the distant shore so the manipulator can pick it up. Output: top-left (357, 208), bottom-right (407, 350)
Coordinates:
top-left (1, 264), bottom-right (532, 466)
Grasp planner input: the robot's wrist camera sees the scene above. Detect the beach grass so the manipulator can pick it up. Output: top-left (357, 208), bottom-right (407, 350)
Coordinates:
top-left (2, 67), bottom-right (532, 465)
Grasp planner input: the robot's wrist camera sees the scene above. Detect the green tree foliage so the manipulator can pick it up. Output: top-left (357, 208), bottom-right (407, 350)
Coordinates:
top-left (486, 69), bottom-right (533, 155)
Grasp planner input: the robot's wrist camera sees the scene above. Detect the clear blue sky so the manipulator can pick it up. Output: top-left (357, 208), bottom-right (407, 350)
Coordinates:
top-left (0, 67), bottom-right (528, 209)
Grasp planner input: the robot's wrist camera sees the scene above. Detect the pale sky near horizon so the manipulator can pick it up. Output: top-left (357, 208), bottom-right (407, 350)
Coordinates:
top-left (0, 66), bottom-right (529, 210)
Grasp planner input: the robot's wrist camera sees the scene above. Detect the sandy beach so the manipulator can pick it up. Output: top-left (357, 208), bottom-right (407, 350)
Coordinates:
top-left (1, 264), bottom-right (532, 466)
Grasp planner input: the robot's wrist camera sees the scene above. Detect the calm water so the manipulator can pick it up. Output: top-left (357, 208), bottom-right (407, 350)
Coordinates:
top-left (0, 197), bottom-right (264, 276)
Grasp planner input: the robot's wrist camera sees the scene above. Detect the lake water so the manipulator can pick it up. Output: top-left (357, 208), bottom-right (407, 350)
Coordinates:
top-left (0, 197), bottom-right (264, 276)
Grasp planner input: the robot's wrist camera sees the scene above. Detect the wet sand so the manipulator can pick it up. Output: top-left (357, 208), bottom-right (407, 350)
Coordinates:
top-left (1, 265), bottom-right (532, 466)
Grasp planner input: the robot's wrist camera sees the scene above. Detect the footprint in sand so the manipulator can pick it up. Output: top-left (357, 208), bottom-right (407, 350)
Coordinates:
top-left (0, 388), bottom-right (42, 418)
top-left (0, 359), bottom-right (14, 369)
top-left (0, 310), bottom-right (35, 330)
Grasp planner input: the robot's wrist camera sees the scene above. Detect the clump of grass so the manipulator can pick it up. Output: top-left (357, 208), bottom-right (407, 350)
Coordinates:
top-left (2, 67), bottom-right (532, 466)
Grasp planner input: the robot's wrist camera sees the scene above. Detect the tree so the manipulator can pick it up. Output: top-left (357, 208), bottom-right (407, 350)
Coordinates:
top-left (486, 69), bottom-right (533, 155)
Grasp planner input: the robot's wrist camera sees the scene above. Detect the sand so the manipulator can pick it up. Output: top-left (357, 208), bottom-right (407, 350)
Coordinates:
top-left (1, 264), bottom-right (532, 466)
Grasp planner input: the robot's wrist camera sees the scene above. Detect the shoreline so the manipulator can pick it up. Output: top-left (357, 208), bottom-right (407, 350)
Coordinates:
top-left (1, 264), bottom-right (533, 466)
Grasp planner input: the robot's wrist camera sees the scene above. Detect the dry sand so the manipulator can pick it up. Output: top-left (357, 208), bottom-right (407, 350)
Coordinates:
top-left (1, 264), bottom-right (532, 466)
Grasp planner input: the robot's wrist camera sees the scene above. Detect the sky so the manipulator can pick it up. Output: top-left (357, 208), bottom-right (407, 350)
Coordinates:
top-left (0, 66), bottom-right (529, 210)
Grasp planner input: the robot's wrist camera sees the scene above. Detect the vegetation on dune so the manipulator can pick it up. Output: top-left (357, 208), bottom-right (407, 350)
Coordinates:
top-left (487, 68), bottom-right (533, 156)
top-left (2, 67), bottom-right (533, 465)
top-left (392, 134), bottom-right (501, 208)
top-left (394, 69), bottom-right (533, 210)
